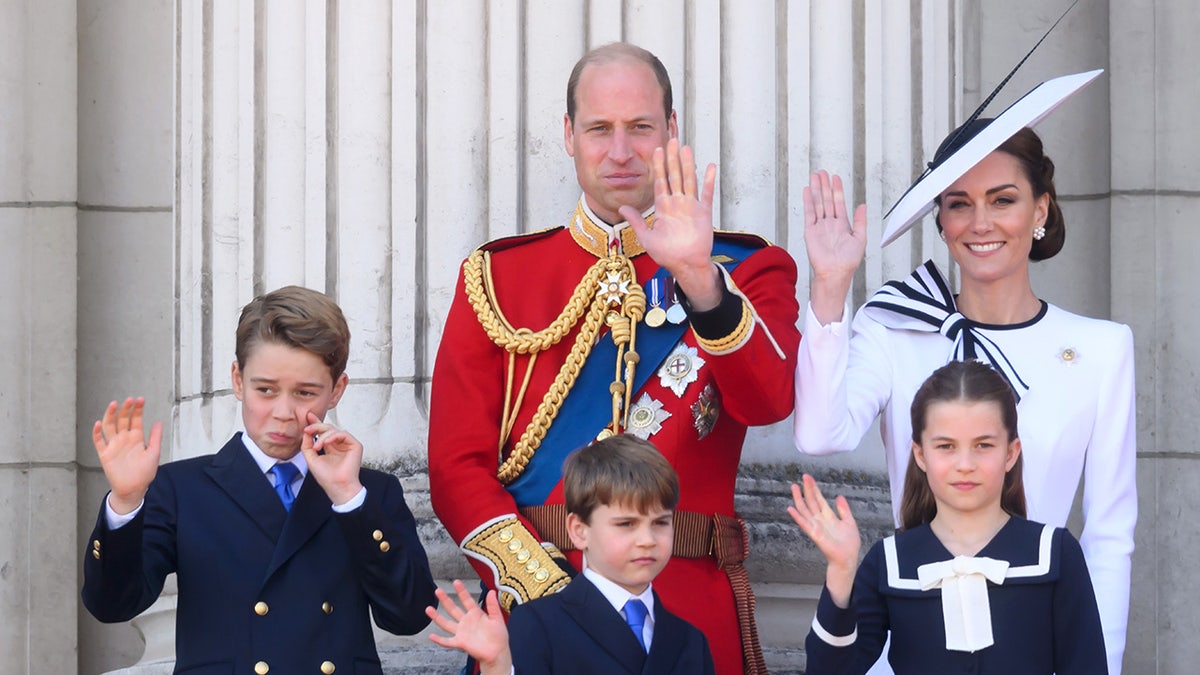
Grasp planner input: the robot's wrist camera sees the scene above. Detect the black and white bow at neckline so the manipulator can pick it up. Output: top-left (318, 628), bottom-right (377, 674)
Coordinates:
top-left (862, 260), bottom-right (1034, 401)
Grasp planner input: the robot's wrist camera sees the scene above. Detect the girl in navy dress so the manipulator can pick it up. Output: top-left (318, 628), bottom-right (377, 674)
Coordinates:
top-left (789, 360), bottom-right (1107, 674)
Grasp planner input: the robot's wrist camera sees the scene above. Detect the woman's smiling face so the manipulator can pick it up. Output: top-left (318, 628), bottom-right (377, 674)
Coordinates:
top-left (936, 150), bottom-right (1049, 287)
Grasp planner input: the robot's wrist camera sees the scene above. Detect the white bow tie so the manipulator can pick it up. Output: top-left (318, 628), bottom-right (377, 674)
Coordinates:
top-left (917, 555), bottom-right (1010, 652)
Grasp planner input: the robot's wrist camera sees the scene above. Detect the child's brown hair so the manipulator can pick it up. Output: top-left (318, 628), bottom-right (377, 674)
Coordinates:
top-left (235, 285), bottom-right (351, 381)
top-left (898, 360), bottom-right (1027, 530)
top-left (563, 434), bottom-right (679, 523)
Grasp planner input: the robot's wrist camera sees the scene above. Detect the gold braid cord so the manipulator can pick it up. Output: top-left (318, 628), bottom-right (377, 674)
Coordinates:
top-left (463, 249), bottom-right (645, 484)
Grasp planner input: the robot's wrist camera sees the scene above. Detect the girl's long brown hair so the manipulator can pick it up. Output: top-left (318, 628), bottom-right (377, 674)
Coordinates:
top-left (898, 360), bottom-right (1027, 531)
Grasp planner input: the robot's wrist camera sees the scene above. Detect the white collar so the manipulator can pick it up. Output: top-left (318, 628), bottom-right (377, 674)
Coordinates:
top-left (582, 563), bottom-right (656, 619)
top-left (240, 433), bottom-right (308, 478)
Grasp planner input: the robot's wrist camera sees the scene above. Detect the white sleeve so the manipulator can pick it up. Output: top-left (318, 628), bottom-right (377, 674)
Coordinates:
top-left (104, 492), bottom-right (143, 530)
top-left (793, 302), bottom-right (895, 455)
top-left (1079, 324), bottom-right (1136, 675)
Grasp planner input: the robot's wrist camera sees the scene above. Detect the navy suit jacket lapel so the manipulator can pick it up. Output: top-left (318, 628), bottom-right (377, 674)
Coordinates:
top-left (561, 576), bottom-right (646, 674)
top-left (263, 472), bottom-right (333, 581)
top-left (642, 591), bottom-right (686, 674)
top-left (202, 433), bottom-right (335, 583)
top-left (204, 435), bottom-right (287, 541)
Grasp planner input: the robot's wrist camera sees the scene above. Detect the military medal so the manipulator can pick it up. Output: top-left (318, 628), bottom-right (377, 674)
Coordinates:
top-left (691, 384), bottom-right (720, 440)
top-left (658, 344), bottom-right (705, 397)
top-left (628, 393), bottom-right (671, 439)
top-left (666, 280), bottom-right (688, 324)
top-left (645, 278), bottom-right (667, 328)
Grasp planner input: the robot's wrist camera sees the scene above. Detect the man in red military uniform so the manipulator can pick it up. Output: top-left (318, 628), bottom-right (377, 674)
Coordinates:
top-left (428, 42), bottom-right (799, 675)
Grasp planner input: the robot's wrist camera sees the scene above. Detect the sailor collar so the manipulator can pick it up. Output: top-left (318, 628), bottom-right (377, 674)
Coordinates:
top-left (568, 196), bottom-right (653, 258)
top-left (881, 519), bottom-right (1059, 652)
top-left (880, 519), bottom-right (1058, 595)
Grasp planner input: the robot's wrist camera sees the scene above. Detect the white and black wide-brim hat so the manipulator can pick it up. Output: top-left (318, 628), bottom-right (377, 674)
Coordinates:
top-left (880, 68), bottom-right (1103, 247)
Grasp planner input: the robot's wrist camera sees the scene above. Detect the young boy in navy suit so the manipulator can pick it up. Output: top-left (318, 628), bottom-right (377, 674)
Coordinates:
top-left (82, 285), bottom-right (437, 674)
top-left (425, 434), bottom-right (715, 675)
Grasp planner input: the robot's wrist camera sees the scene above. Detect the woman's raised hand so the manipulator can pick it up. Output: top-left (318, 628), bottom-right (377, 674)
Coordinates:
top-left (803, 171), bottom-right (868, 324)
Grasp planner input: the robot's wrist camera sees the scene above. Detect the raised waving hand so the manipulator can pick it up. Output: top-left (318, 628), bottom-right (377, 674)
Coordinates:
top-left (788, 474), bottom-right (862, 607)
top-left (803, 170), bottom-right (868, 324)
top-left (92, 397), bottom-right (163, 515)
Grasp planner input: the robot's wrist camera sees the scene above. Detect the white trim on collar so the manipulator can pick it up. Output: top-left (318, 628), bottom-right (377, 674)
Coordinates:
top-left (882, 523), bottom-right (1055, 590)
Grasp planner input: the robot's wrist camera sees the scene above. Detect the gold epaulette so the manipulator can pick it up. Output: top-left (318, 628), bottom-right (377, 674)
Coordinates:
top-left (461, 515), bottom-right (572, 611)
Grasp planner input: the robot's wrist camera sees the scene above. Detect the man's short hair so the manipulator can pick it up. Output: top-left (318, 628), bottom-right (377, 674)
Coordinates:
top-left (565, 42), bottom-right (673, 124)
top-left (235, 285), bottom-right (351, 381)
top-left (563, 434), bottom-right (680, 523)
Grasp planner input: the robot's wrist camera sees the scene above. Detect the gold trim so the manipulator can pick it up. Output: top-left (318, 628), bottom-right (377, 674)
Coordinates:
top-left (568, 200), bottom-right (650, 258)
top-left (463, 239), bottom-right (647, 484)
top-left (462, 516), bottom-right (571, 608)
top-left (695, 300), bottom-right (754, 354)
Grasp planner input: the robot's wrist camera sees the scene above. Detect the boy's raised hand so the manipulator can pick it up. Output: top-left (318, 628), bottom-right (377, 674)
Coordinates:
top-left (788, 473), bottom-right (862, 608)
top-left (425, 580), bottom-right (512, 675)
top-left (93, 397), bottom-right (163, 515)
top-left (300, 411), bottom-right (364, 507)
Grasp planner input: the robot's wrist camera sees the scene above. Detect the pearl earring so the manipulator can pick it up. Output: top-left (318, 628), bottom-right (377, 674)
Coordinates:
top-left (1033, 225), bottom-right (1046, 241)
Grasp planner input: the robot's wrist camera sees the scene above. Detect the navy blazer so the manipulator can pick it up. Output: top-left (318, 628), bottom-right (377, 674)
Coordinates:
top-left (507, 575), bottom-right (715, 675)
top-left (82, 433), bottom-right (437, 674)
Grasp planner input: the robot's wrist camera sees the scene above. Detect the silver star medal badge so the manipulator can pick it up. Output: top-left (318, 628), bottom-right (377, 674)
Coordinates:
top-left (627, 393), bottom-right (671, 439)
top-left (658, 344), bottom-right (705, 397)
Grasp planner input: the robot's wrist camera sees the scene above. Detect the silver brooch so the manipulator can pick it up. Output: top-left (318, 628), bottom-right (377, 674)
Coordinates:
top-left (1057, 347), bottom-right (1080, 365)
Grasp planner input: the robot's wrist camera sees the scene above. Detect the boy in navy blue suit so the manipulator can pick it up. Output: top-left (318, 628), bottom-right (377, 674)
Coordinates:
top-left (425, 434), bottom-right (715, 675)
top-left (82, 286), bottom-right (437, 674)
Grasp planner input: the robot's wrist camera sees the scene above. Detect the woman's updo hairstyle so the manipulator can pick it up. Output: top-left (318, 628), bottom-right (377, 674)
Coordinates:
top-left (932, 119), bottom-right (1065, 261)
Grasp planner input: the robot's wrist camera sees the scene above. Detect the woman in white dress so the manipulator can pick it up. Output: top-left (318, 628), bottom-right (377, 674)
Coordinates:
top-left (793, 109), bottom-right (1135, 672)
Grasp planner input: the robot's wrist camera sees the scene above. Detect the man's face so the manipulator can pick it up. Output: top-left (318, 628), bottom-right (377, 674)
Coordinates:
top-left (564, 59), bottom-right (677, 224)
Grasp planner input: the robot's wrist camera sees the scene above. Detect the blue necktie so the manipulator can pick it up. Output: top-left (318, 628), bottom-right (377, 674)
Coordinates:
top-left (623, 598), bottom-right (648, 652)
top-left (270, 462), bottom-right (300, 511)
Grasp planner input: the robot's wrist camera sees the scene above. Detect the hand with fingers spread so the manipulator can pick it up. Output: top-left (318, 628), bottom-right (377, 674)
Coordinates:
top-left (425, 580), bottom-right (512, 675)
top-left (622, 138), bottom-right (723, 311)
top-left (788, 473), bottom-right (862, 607)
top-left (93, 397), bottom-right (163, 515)
top-left (300, 411), bottom-right (365, 507)
top-left (803, 170), bottom-right (869, 324)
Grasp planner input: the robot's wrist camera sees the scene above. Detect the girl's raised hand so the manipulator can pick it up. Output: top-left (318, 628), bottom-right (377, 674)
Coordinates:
top-left (788, 474), bottom-right (862, 607)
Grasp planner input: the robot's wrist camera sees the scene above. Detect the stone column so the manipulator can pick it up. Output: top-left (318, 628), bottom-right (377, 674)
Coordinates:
top-left (75, 1), bottom-right (176, 673)
top-left (0, 0), bottom-right (78, 673)
top-left (1110, 1), bottom-right (1200, 672)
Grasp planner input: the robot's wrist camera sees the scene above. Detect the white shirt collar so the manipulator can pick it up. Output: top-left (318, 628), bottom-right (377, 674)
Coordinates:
top-left (581, 561), bottom-right (656, 620)
top-left (240, 433), bottom-right (308, 478)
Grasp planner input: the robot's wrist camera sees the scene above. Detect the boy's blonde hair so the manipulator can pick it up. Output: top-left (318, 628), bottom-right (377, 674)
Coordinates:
top-left (563, 434), bottom-right (679, 523)
top-left (235, 285), bottom-right (351, 381)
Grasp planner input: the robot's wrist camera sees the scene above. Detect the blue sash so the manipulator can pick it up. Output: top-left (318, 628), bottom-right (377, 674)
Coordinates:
top-left (507, 238), bottom-right (761, 507)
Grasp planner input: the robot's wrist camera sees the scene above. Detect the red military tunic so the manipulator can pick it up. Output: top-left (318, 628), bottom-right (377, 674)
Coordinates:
top-left (429, 199), bottom-right (799, 675)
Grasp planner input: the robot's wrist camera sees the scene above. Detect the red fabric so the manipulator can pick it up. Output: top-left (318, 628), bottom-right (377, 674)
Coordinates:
top-left (429, 227), bottom-right (800, 675)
